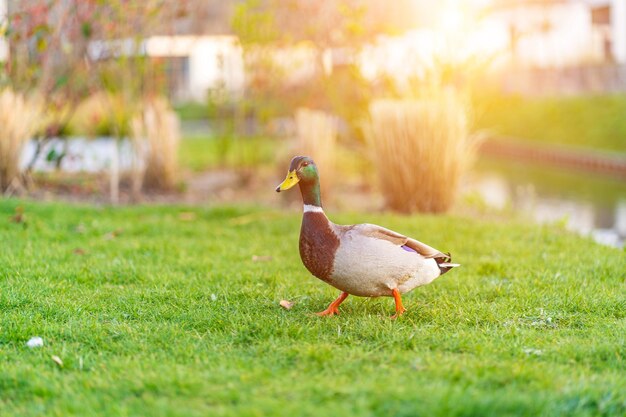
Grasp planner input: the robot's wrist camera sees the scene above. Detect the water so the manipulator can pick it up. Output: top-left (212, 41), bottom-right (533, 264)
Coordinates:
top-left (18, 138), bottom-right (626, 248)
top-left (471, 157), bottom-right (626, 248)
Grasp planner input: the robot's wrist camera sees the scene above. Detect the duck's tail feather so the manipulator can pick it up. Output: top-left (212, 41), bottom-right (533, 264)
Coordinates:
top-left (435, 252), bottom-right (460, 275)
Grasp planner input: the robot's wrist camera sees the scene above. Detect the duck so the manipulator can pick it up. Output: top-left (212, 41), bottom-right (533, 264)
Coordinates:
top-left (275, 156), bottom-right (459, 318)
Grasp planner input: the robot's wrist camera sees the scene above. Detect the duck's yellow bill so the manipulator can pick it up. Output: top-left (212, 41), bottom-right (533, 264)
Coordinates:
top-left (275, 170), bottom-right (300, 192)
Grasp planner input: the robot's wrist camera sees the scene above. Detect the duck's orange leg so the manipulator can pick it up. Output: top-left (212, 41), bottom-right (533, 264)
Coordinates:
top-left (390, 288), bottom-right (406, 319)
top-left (316, 292), bottom-right (349, 316)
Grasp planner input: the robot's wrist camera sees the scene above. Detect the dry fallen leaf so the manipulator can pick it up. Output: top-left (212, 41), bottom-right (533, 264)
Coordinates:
top-left (11, 206), bottom-right (25, 224)
top-left (73, 248), bottom-right (86, 255)
top-left (51, 355), bottom-right (64, 368)
top-left (103, 229), bottom-right (123, 240)
top-left (252, 255), bottom-right (273, 262)
top-left (279, 300), bottom-right (294, 310)
top-left (179, 212), bottom-right (197, 221)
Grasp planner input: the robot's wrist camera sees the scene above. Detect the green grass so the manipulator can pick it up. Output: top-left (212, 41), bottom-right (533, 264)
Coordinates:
top-left (179, 135), bottom-right (279, 172)
top-left (475, 95), bottom-right (626, 153)
top-left (1, 200), bottom-right (625, 416)
top-left (174, 102), bottom-right (209, 121)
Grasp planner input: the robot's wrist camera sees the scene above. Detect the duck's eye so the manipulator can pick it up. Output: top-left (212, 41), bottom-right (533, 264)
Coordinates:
top-left (302, 162), bottom-right (309, 167)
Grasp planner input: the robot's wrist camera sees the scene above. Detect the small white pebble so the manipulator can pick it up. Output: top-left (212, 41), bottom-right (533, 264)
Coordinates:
top-left (26, 337), bottom-right (44, 348)
top-left (523, 348), bottom-right (543, 356)
top-left (210, 294), bottom-right (217, 301)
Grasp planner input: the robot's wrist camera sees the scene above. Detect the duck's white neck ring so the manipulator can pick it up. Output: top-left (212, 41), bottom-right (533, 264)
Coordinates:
top-left (303, 204), bottom-right (324, 213)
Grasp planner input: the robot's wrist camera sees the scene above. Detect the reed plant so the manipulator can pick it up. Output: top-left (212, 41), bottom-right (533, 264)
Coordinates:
top-left (295, 108), bottom-right (337, 196)
top-left (131, 98), bottom-right (181, 191)
top-left (0, 89), bottom-right (42, 192)
top-left (367, 92), bottom-right (478, 213)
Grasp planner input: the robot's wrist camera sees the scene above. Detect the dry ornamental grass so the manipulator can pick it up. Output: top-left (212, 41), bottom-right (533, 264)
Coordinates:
top-left (131, 98), bottom-right (181, 191)
top-left (368, 92), bottom-right (479, 213)
top-left (0, 89), bottom-right (42, 192)
top-left (295, 108), bottom-right (337, 197)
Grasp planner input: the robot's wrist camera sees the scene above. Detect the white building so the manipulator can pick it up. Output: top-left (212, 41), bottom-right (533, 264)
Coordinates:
top-left (87, 35), bottom-right (245, 103)
top-left (607, 0), bottom-right (626, 63)
top-left (358, 0), bottom-right (626, 87)
top-left (144, 35), bottom-right (244, 103)
top-left (489, 1), bottom-right (598, 67)
top-left (487, 0), bottom-right (626, 67)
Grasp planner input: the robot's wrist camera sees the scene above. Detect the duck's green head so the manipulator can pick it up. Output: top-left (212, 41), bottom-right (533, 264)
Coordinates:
top-left (275, 156), bottom-right (319, 193)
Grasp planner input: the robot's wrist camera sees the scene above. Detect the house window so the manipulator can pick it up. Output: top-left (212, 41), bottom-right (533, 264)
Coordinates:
top-left (591, 6), bottom-right (610, 25)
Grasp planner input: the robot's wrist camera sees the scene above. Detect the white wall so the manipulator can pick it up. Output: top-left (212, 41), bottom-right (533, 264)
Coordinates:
top-left (188, 37), bottom-right (244, 102)
top-left (495, 3), bottom-right (599, 68)
top-left (145, 36), bottom-right (244, 102)
top-left (0, 0), bottom-right (8, 61)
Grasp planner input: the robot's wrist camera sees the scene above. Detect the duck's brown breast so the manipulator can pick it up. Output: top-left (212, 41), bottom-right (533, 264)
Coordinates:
top-left (299, 212), bottom-right (339, 282)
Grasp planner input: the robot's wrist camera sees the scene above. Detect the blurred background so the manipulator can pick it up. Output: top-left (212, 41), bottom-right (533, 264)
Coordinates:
top-left (1, 0), bottom-right (625, 247)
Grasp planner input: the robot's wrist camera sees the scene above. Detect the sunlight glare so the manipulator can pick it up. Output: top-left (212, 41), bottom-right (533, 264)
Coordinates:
top-left (440, 6), bottom-right (465, 32)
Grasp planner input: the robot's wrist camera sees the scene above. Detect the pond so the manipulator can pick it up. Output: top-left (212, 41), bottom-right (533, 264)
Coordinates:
top-left (470, 156), bottom-right (626, 248)
top-left (18, 137), bottom-right (626, 249)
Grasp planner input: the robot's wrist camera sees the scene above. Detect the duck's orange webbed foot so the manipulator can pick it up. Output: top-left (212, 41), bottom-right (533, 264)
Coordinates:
top-left (315, 292), bottom-right (349, 317)
top-left (315, 306), bottom-right (340, 316)
top-left (390, 288), bottom-right (407, 320)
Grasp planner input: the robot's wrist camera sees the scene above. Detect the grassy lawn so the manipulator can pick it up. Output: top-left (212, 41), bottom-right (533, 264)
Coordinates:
top-left (174, 102), bottom-right (208, 121)
top-left (1, 200), bottom-right (625, 416)
top-left (475, 95), bottom-right (626, 153)
top-left (177, 95), bottom-right (626, 157)
top-left (179, 135), bottom-right (279, 172)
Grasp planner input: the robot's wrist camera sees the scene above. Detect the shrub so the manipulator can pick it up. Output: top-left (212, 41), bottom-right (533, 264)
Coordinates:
top-left (0, 89), bottom-right (42, 192)
top-left (71, 92), bottom-right (134, 138)
top-left (367, 92), bottom-right (479, 213)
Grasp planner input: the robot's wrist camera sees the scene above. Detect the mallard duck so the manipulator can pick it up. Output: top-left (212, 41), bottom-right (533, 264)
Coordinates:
top-left (276, 156), bottom-right (459, 318)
